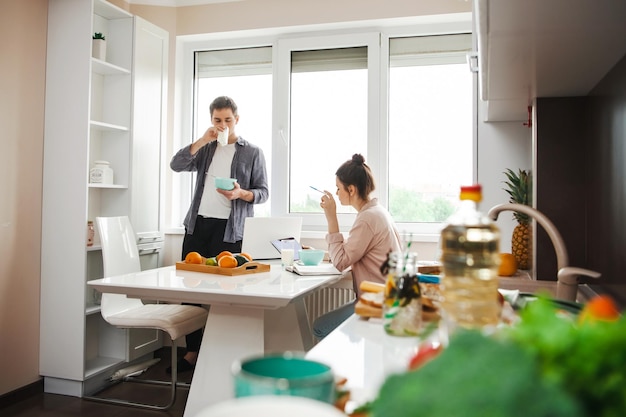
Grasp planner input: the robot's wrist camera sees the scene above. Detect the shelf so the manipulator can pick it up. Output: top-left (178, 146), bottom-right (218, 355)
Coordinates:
top-left (90, 120), bottom-right (129, 132)
top-left (91, 58), bottom-right (130, 75)
top-left (84, 356), bottom-right (123, 379)
top-left (42, 0), bottom-right (166, 396)
top-left (85, 304), bottom-right (101, 315)
top-left (88, 183), bottom-right (127, 189)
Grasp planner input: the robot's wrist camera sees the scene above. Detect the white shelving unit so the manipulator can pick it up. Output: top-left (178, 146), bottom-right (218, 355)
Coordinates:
top-left (41, 0), bottom-right (168, 397)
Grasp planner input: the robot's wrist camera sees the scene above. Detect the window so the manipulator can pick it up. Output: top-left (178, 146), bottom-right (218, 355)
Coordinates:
top-left (289, 47), bottom-right (368, 215)
top-left (388, 34), bottom-right (473, 225)
top-left (172, 18), bottom-right (474, 239)
top-left (193, 47), bottom-right (273, 217)
top-left (274, 33), bottom-right (381, 229)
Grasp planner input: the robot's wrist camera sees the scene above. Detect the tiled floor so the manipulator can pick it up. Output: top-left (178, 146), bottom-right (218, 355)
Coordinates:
top-left (2, 348), bottom-right (192, 417)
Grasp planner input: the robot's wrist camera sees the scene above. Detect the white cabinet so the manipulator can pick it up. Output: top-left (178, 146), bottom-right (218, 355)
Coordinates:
top-left (474, 0), bottom-right (626, 122)
top-left (41, 0), bottom-right (168, 396)
top-left (131, 17), bottom-right (168, 240)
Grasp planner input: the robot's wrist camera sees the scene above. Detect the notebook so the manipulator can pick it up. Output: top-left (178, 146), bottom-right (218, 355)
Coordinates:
top-left (241, 217), bottom-right (303, 260)
top-left (287, 263), bottom-right (342, 276)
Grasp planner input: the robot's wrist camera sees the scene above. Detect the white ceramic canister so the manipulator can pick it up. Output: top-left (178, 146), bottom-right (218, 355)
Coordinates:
top-left (89, 160), bottom-right (114, 184)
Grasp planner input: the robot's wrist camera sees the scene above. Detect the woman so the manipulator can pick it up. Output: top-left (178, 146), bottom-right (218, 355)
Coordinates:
top-left (314, 154), bottom-right (402, 339)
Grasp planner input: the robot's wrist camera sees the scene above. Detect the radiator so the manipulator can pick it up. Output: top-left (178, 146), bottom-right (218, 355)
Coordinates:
top-left (304, 286), bottom-right (355, 329)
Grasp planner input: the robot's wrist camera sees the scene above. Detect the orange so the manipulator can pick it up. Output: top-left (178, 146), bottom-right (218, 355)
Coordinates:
top-left (218, 255), bottom-right (238, 268)
top-left (240, 252), bottom-right (253, 262)
top-left (498, 253), bottom-right (518, 277)
top-left (579, 295), bottom-right (620, 323)
top-left (216, 250), bottom-right (234, 261)
top-left (185, 251), bottom-right (203, 264)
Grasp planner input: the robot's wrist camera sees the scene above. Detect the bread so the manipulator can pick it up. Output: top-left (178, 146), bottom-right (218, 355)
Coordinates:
top-left (356, 279), bottom-right (441, 321)
top-left (359, 291), bottom-right (383, 308)
top-left (355, 300), bottom-right (383, 318)
top-left (417, 261), bottom-right (442, 275)
top-left (359, 281), bottom-right (385, 293)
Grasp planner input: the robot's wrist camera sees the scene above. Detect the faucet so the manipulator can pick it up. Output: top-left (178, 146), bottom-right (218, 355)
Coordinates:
top-left (487, 203), bottom-right (600, 302)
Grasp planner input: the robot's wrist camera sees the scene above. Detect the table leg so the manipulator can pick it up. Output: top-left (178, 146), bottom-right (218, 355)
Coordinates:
top-left (264, 299), bottom-right (313, 351)
top-left (183, 305), bottom-right (264, 417)
top-left (183, 300), bottom-right (315, 416)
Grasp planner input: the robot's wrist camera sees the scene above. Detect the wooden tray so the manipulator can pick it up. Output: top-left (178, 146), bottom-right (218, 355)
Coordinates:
top-left (175, 261), bottom-right (271, 276)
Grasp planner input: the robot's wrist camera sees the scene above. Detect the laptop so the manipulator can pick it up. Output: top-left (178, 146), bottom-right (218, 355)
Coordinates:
top-left (241, 217), bottom-right (303, 260)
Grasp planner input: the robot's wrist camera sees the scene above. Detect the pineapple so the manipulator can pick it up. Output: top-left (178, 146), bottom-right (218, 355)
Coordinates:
top-left (503, 169), bottom-right (532, 270)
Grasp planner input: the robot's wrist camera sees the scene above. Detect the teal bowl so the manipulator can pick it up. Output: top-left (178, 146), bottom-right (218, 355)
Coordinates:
top-left (298, 249), bottom-right (325, 266)
top-left (232, 352), bottom-right (335, 404)
top-left (214, 177), bottom-right (237, 190)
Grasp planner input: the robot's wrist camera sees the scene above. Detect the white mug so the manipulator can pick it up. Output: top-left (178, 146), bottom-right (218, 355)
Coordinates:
top-left (217, 126), bottom-right (229, 146)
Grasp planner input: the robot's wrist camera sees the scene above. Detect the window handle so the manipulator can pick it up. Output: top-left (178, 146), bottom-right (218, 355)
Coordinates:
top-left (279, 128), bottom-right (288, 147)
top-left (466, 52), bottom-right (479, 73)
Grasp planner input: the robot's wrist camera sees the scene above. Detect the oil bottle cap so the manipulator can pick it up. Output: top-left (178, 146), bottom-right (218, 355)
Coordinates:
top-left (460, 185), bottom-right (482, 202)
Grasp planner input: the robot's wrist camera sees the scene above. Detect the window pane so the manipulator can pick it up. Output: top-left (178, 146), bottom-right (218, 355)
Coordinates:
top-left (289, 47), bottom-right (368, 215)
top-left (388, 35), bottom-right (473, 223)
top-left (194, 48), bottom-right (272, 217)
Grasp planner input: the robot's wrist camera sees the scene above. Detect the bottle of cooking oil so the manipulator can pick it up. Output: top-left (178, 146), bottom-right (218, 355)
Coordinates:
top-left (439, 185), bottom-right (501, 336)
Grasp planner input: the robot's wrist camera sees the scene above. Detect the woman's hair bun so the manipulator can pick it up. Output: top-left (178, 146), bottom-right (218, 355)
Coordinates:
top-left (352, 154), bottom-right (365, 165)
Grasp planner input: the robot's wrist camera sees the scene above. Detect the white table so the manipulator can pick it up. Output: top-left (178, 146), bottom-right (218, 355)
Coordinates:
top-left (306, 314), bottom-right (433, 413)
top-left (88, 263), bottom-right (343, 417)
top-left (305, 280), bottom-right (596, 414)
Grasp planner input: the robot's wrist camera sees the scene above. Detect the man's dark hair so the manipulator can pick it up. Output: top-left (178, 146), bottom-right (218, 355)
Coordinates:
top-left (210, 96), bottom-right (238, 116)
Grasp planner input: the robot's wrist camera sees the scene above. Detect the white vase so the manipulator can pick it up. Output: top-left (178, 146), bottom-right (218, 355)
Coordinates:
top-left (92, 39), bottom-right (106, 61)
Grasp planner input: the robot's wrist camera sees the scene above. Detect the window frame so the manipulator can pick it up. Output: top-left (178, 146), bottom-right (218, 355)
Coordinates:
top-left (169, 15), bottom-right (474, 242)
top-left (273, 32), bottom-right (382, 232)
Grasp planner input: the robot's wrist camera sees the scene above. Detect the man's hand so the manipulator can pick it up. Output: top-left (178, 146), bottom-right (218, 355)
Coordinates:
top-left (190, 127), bottom-right (219, 155)
top-left (217, 182), bottom-right (254, 202)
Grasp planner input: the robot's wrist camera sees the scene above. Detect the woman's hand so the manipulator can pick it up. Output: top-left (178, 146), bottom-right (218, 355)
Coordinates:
top-left (320, 191), bottom-right (340, 234)
top-left (320, 191), bottom-right (337, 216)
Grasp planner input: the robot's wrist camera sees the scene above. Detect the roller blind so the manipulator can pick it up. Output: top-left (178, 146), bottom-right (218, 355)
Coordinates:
top-left (390, 33), bottom-right (472, 66)
top-left (195, 46), bottom-right (272, 78)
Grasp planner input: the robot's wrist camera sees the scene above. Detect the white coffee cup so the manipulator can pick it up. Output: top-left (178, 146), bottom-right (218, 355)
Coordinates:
top-left (217, 126), bottom-right (229, 146)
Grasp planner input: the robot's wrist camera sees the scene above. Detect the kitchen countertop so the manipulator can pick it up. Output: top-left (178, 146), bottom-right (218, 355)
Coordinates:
top-left (589, 283), bottom-right (626, 309)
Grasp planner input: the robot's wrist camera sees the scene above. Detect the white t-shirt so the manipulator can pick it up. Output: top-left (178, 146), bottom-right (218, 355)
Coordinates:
top-left (198, 143), bottom-right (236, 219)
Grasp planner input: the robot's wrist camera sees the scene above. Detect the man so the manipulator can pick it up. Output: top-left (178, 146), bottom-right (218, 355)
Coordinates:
top-left (170, 96), bottom-right (269, 371)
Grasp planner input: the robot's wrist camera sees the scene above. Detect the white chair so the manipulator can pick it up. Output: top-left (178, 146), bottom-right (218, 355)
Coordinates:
top-left (84, 216), bottom-right (208, 410)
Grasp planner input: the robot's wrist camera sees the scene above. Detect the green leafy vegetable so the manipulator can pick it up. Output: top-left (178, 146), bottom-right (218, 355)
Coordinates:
top-left (503, 297), bottom-right (626, 417)
top-left (370, 330), bottom-right (582, 417)
top-left (368, 296), bottom-right (626, 417)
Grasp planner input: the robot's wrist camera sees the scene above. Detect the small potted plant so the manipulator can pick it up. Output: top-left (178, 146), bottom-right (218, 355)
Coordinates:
top-left (92, 32), bottom-right (106, 61)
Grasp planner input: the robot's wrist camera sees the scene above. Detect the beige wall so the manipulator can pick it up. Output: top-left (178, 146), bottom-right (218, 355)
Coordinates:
top-left (0, 0), bottom-right (48, 396)
top-left (0, 0), bottom-right (469, 397)
top-left (173, 0), bottom-right (470, 35)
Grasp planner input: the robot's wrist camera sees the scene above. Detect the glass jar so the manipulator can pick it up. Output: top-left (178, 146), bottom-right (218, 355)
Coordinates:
top-left (383, 251), bottom-right (422, 336)
top-left (89, 160), bottom-right (114, 184)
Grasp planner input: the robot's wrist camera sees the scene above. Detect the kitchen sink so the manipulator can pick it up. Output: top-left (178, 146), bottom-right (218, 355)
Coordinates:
top-left (498, 276), bottom-right (596, 304)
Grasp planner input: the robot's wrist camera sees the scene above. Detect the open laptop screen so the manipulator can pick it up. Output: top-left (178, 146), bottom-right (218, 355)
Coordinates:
top-left (241, 217), bottom-right (303, 260)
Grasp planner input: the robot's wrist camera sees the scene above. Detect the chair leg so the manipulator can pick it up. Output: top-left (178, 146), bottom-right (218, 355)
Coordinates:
top-left (83, 339), bottom-right (183, 410)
